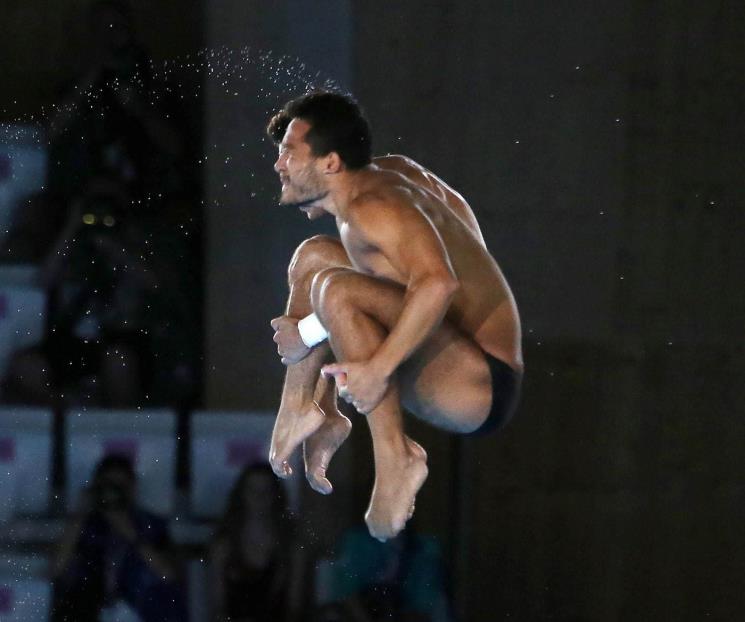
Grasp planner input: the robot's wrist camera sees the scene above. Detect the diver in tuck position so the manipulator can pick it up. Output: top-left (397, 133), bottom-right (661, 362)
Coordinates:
top-left (267, 91), bottom-right (523, 541)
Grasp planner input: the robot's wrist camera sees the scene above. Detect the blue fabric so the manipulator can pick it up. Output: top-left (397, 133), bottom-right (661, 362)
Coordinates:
top-left (330, 526), bottom-right (449, 616)
top-left (61, 509), bottom-right (187, 622)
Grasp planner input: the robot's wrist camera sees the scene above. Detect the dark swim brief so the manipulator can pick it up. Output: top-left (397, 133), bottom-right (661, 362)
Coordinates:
top-left (469, 354), bottom-right (522, 436)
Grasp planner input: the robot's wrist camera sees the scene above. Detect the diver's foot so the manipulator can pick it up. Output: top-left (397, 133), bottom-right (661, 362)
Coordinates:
top-left (365, 437), bottom-right (428, 542)
top-left (303, 408), bottom-right (352, 494)
top-left (269, 401), bottom-right (325, 478)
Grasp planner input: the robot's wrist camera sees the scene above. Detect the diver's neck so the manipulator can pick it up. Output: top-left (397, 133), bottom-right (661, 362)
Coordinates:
top-left (322, 168), bottom-right (369, 219)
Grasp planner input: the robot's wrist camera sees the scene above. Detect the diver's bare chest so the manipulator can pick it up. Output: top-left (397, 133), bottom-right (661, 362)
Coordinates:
top-left (339, 231), bottom-right (404, 284)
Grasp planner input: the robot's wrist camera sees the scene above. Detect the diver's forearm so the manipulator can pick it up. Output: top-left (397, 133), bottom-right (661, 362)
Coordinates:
top-left (372, 277), bottom-right (457, 377)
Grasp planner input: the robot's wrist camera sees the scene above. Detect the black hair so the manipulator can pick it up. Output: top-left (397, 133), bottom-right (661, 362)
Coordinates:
top-left (94, 454), bottom-right (136, 482)
top-left (267, 91), bottom-right (372, 170)
top-left (215, 463), bottom-right (292, 534)
top-left (89, 0), bottom-right (135, 24)
top-left (212, 463), bottom-right (296, 570)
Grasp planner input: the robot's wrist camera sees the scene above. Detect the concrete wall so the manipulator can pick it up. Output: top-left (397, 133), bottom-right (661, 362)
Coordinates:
top-left (347, 2), bottom-right (744, 620)
top-left (353, 1), bottom-right (631, 345)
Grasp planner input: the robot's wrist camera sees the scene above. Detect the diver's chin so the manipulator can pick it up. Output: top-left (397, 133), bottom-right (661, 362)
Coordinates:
top-left (279, 191), bottom-right (328, 213)
top-left (302, 205), bottom-right (326, 220)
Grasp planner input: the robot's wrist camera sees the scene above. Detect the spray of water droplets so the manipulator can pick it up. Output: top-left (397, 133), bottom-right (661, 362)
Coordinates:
top-left (1, 44), bottom-right (347, 152)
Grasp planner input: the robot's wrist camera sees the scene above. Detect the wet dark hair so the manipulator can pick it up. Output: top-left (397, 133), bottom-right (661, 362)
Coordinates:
top-left (94, 454), bottom-right (136, 483)
top-left (267, 91), bottom-right (372, 170)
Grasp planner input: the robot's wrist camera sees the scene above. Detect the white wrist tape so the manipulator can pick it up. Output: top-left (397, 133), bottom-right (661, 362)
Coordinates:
top-left (297, 313), bottom-right (328, 348)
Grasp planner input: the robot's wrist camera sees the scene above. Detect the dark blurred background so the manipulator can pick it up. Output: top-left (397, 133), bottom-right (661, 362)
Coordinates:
top-left (0, 1), bottom-right (743, 621)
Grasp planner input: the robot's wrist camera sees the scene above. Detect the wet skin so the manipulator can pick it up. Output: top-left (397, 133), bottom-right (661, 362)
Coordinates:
top-left (269, 118), bottom-right (522, 540)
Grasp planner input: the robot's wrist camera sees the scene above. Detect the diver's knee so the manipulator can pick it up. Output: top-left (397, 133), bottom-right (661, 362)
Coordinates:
top-left (310, 267), bottom-right (356, 321)
top-left (287, 235), bottom-right (347, 285)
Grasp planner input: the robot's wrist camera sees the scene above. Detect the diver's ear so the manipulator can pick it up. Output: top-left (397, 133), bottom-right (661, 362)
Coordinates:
top-left (323, 152), bottom-right (343, 174)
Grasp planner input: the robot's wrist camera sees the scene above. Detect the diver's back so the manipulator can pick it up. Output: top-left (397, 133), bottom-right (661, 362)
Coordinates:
top-left (374, 154), bottom-right (486, 247)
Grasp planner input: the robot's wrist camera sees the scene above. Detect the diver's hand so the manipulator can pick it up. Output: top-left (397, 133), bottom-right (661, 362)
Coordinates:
top-left (271, 315), bottom-right (311, 365)
top-left (322, 360), bottom-right (389, 415)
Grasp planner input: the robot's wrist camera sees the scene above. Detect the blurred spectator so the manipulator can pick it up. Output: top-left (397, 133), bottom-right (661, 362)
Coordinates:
top-left (1, 175), bottom-right (158, 407)
top-left (50, 454), bottom-right (187, 622)
top-left (46, 0), bottom-right (184, 205)
top-left (209, 463), bottom-right (308, 622)
top-left (1, 0), bottom-right (202, 408)
top-left (314, 523), bottom-right (454, 622)
top-left (2, 0), bottom-right (185, 261)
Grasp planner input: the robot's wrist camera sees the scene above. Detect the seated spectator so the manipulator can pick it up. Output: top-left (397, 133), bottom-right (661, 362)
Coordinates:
top-left (209, 463), bottom-right (307, 622)
top-left (315, 522), bottom-right (454, 622)
top-left (50, 454), bottom-right (187, 622)
top-left (1, 0), bottom-right (201, 407)
top-left (1, 175), bottom-right (157, 407)
top-left (47, 0), bottom-right (184, 205)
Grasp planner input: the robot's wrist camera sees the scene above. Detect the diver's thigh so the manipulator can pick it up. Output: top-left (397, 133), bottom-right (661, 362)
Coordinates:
top-left (399, 325), bottom-right (492, 433)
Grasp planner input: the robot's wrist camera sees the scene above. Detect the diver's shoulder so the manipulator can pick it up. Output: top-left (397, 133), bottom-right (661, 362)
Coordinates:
top-left (374, 153), bottom-right (412, 165)
top-left (347, 179), bottom-right (417, 226)
top-left (350, 185), bottom-right (406, 212)
top-left (373, 153), bottom-right (424, 172)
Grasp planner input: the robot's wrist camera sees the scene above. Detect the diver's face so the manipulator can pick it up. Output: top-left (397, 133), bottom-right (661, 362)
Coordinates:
top-left (274, 118), bottom-right (327, 218)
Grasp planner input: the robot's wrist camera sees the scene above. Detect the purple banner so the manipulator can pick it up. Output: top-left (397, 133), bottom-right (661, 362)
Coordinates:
top-left (225, 440), bottom-right (263, 467)
top-left (102, 438), bottom-right (139, 463)
top-left (0, 586), bottom-right (13, 613)
top-left (0, 437), bottom-right (15, 462)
